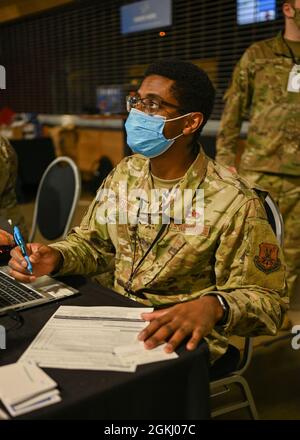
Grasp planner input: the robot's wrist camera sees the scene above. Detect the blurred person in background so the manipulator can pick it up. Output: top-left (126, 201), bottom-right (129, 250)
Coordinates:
top-left (216, 1), bottom-right (300, 311)
top-left (0, 135), bottom-right (27, 244)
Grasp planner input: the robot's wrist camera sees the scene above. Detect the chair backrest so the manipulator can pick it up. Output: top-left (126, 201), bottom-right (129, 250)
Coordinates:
top-left (263, 194), bottom-right (284, 246)
top-left (29, 156), bottom-right (81, 242)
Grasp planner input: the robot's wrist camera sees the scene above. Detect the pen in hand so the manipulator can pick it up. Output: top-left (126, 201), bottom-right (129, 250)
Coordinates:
top-left (11, 224), bottom-right (33, 274)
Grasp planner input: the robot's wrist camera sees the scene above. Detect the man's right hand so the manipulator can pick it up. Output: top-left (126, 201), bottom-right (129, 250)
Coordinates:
top-left (8, 244), bottom-right (62, 283)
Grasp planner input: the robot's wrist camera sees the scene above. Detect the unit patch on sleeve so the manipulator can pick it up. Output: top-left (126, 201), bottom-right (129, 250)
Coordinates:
top-left (254, 243), bottom-right (281, 274)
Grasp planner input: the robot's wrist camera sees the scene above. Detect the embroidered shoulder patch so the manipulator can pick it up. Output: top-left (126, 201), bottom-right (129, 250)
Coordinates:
top-left (254, 243), bottom-right (281, 274)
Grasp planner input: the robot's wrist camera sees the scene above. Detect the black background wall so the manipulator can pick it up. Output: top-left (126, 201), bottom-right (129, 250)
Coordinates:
top-left (0, 0), bottom-right (284, 118)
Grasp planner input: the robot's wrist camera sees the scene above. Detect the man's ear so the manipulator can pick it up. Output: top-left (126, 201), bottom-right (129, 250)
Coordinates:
top-left (183, 112), bottom-right (204, 136)
top-left (283, 2), bottom-right (295, 19)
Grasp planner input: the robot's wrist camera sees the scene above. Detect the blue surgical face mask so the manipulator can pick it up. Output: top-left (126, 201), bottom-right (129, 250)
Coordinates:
top-left (125, 108), bottom-right (192, 158)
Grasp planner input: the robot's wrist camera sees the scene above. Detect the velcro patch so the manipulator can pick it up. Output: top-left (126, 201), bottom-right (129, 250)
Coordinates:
top-left (254, 243), bottom-right (281, 274)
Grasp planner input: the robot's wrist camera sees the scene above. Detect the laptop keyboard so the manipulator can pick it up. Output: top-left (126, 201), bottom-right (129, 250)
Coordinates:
top-left (0, 272), bottom-right (41, 308)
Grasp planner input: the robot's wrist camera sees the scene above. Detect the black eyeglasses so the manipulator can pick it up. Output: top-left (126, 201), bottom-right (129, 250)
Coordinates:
top-left (126, 94), bottom-right (180, 115)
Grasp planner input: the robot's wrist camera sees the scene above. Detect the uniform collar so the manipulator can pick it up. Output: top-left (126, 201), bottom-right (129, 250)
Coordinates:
top-left (179, 145), bottom-right (208, 192)
top-left (171, 146), bottom-right (208, 222)
top-left (138, 144), bottom-right (208, 223)
top-left (146, 143), bottom-right (208, 188)
top-left (273, 31), bottom-right (296, 58)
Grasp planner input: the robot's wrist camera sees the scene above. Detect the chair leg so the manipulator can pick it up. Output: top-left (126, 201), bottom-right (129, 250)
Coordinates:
top-left (211, 375), bottom-right (259, 420)
top-left (234, 376), bottom-right (259, 420)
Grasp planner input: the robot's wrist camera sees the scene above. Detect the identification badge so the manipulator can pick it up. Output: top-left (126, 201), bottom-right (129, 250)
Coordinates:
top-left (287, 64), bottom-right (300, 93)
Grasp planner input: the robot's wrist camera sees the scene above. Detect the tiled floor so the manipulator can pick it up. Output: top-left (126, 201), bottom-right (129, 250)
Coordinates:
top-left (20, 193), bottom-right (300, 420)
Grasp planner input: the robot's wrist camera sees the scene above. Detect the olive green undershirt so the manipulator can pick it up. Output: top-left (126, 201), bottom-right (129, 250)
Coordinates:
top-left (284, 38), bottom-right (300, 60)
top-left (151, 173), bottom-right (182, 190)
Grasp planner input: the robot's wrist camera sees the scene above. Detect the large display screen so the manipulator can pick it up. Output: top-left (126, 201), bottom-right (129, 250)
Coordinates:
top-left (237, 0), bottom-right (276, 25)
top-left (121, 0), bottom-right (172, 35)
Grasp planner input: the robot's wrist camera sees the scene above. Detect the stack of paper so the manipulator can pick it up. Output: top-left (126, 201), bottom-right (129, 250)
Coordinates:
top-left (0, 362), bottom-right (61, 417)
top-left (19, 306), bottom-right (178, 372)
top-left (114, 341), bottom-right (178, 367)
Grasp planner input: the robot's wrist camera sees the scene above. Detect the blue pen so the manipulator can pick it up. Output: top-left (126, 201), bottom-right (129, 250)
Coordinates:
top-left (13, 226), bottom-right (33, 274)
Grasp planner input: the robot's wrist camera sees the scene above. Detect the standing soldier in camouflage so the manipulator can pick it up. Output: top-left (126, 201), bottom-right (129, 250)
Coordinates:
top-left (0, 135), bottom-right (27, 239)
top-left (216, 0), bottom-right (300, 300)
top-left (8, 60), bottom-right (289, 362)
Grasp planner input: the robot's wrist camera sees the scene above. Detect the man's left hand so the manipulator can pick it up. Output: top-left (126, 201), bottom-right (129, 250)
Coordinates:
top-left (138, 295), bottom-right (224, 353)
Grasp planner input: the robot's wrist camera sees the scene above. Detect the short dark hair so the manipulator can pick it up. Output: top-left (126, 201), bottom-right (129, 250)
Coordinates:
top-left (144, 59), bottom-right (215, 135)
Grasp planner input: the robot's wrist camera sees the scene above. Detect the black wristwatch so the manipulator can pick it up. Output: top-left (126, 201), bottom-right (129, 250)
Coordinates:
top-left (209, 293), bottom-right (229, 327)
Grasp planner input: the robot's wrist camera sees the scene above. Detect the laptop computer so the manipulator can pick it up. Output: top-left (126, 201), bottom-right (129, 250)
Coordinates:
top-left (0, 267), bottom-right (78, 316)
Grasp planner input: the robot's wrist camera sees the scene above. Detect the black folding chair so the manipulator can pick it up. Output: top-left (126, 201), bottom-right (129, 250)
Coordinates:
top-left (29, 156), bottom-right (81, 242)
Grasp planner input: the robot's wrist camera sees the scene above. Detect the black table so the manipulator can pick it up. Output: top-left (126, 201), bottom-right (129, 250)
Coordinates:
top-left (0, 276), bottom-right (210, 420)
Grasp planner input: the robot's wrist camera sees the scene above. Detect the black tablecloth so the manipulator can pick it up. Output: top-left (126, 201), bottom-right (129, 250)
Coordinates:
top-left (0, 276), bottom-right (210, 420)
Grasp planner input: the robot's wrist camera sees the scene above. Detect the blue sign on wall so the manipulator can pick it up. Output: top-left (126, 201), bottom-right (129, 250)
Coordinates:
top-left (237, 0), bottom-right (276, 25)
top-left (121, 0), bottom-right (172, 35)
top-left (96, 86), bottom-right (125, 115)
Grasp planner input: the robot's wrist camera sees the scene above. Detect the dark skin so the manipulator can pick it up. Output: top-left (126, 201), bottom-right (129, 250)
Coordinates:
top-left (0, 230), bottom-right (13, 246)
top-left (8, 74), bottom-right (224, 353)
top-left (138, 75), bottom-right (201, 180)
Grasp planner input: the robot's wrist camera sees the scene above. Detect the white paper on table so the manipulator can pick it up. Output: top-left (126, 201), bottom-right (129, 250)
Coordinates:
top-left (0, 408), bottom-right (9, 420)
top-left (0, 362), bottom-right (57, 406)
top-left (3, 389), bottom-right (61, 417)
top-left (19, 306), bottom-right (153, 372)
top-left (8, 389), bottom-right (59, 412)
top-left (114, 341), bottom-right (178, 366)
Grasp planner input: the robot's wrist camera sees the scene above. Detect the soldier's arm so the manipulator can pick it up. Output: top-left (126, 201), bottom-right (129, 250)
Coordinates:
top-left (49, 174), bottom-right (116, 277)
top-left (215, 48), bottom-right (254, 168)
top-left (212, 197), bottom-right (289, 336)
top-left (138, 196), bottom-right (288, 353)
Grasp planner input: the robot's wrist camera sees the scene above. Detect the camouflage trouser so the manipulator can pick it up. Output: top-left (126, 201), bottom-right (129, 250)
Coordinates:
top-left (240, 170), bottom-right (300, 298)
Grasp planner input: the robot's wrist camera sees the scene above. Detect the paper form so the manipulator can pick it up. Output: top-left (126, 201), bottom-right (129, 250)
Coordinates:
top-left (19, 306), bottom-right (153, 372)
top-left (0, 362), bottom-right (60, 416)
top-left (114, 342), bottom-right (178, 366)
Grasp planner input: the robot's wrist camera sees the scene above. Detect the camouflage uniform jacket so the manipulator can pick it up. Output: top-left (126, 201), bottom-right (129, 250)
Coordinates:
top-left (216, 32), bottom-right (300, 176)
top-left (51, 149), bottom-right (289, 361)
top-left (0, 136), bottom-right (27, 236)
